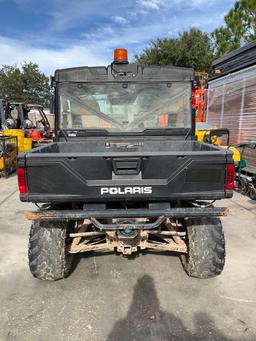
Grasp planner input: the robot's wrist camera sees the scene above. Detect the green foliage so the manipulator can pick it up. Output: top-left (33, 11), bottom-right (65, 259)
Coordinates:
top-left (0, 62), bottom-right (50, 107)
top-left (212, 0), bottom-right (256, 57)
top-left (135, 28), bottom-right (214, 72)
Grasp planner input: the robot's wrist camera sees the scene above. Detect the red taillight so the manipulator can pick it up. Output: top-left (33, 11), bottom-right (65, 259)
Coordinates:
top-left (226, 164), bottom-right (235, 190)
top-left (17, 168), bottom-right (27, 194)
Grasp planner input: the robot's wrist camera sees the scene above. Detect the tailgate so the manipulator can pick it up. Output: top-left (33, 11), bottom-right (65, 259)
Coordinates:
top-left (19, 146), bottom-right (233, 202)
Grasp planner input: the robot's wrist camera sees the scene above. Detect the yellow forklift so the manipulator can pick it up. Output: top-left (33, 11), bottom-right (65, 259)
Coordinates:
top-left (0, 100), bottom-right (32, 153)
top-left (0, 100), bottom-right (18, 177)
top-left (196, 123), bottom-right (256, 199)
top-left (196, 122), bottom-right (240, 163)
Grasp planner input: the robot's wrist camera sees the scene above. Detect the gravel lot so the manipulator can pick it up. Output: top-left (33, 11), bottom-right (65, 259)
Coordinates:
top-left (0, 175), bottom-right (256, 341)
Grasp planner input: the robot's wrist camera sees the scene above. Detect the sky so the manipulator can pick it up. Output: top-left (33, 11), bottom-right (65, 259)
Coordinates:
top-left (0, 0), bottom-right (236, 75)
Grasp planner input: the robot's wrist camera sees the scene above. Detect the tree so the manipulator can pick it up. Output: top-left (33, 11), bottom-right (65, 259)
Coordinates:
top-left (135, 28), bottom-right (214, 72)
top-left (0, 62), bottom-right (50, 107)
top-left (212, 0), bottom-right (256, 57)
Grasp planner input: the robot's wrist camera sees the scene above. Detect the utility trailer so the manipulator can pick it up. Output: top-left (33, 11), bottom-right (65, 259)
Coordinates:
top-left (18, 49), bottom-right (235, 280)
top-left (207, 41), bottom-right (256, 200)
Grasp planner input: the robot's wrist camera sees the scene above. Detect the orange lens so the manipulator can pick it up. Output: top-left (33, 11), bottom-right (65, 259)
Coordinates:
top-left (114, 48), bottom-right (128, 63)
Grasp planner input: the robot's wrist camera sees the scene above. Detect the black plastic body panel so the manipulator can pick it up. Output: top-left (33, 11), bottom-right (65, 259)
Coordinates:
top-left (54, 64), bottom-right (194, 83)
top-left (18, 137), bottom-right (234, 203)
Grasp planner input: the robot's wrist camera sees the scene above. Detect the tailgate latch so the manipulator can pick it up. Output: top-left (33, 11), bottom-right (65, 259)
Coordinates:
top-left (112, 158), bottom-right (141, 175)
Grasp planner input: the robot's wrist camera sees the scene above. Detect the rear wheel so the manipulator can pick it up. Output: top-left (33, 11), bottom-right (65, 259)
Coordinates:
top-left (28, 220), bottom-right (74, 280)
top-left (237, 177), bottom-right (248, 195)
top-left (181, 217), bottom-right (225, 279)
top-left (248, 185), bottom-right (256, 200)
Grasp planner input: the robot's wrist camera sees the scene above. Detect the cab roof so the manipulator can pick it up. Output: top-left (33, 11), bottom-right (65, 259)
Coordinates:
top-left (54, 63), bottom-right (194, 83)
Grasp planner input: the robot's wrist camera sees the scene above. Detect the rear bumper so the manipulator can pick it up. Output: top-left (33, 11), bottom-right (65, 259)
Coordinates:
top-left (25, 206), bottom-right (229, 225)
top-left (20, 190), bottom-right (233, 202)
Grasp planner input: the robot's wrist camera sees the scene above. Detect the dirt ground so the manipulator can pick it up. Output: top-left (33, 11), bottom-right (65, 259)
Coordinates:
top-left (0, 175), bottom-right (256, 341)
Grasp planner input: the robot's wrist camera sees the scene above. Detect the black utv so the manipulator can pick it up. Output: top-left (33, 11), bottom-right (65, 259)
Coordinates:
top-left (17, 49), bottom-right (234, 280)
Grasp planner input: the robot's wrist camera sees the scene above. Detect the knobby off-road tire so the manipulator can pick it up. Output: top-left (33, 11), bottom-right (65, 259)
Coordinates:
top-left (181, 217), bottom-right (225, 279)
top-left (28, 221), bottom-right (74, 280)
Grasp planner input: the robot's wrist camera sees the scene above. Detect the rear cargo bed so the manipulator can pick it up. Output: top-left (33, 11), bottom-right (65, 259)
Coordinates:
top-left (19, 137), bottom-right (233, 202)
top-left (26, 138), bottom-right (226, 154)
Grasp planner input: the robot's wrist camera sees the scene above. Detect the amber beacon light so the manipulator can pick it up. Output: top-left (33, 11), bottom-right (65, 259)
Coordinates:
top-left (113, 48), bottom-right (128, 64)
